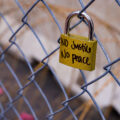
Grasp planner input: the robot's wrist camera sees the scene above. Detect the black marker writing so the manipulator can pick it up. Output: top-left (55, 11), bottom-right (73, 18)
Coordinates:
top-left (60, 38), bottom-right (68, 47)
top-left (61, 49), bottom-right (70, 58)
top-left (72, 54), bottom-right (90, 65)
top-left (71, 41), bottom-right (91, 53)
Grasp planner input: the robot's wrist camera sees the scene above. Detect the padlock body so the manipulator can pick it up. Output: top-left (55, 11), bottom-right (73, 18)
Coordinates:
top-left (59, 34), bottom-right (97, 71)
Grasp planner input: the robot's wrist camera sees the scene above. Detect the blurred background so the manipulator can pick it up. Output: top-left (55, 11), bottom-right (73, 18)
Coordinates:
top-left (0, 0), bottom-right (120, 120)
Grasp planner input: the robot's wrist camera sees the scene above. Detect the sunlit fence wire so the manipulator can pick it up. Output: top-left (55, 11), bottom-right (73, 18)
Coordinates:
top-left (0, 0), bottom-right (120, 120)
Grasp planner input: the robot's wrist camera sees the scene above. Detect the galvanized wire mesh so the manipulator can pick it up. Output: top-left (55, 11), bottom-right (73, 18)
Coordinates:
top-left (0, 0), bottom-right (120, 120)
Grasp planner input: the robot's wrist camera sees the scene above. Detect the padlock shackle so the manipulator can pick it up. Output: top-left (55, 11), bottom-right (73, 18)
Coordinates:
top-left (65, 11), bottom-right (94, 40)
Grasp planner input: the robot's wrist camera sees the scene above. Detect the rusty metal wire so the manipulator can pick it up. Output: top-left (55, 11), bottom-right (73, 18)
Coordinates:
top-left (0, 0), bottom-right (120, 120)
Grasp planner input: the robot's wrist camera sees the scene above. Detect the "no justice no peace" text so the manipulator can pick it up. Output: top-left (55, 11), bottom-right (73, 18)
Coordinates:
top-left (60, 38), bottom-right (91, 66)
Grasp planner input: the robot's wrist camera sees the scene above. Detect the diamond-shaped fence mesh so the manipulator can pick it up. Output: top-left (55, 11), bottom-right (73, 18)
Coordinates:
top-left (0, 0), bottom-right (120, 120)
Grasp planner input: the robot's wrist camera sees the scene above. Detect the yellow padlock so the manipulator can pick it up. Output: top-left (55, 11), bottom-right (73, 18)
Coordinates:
top-left (59, 11), bottom-right (97, 71)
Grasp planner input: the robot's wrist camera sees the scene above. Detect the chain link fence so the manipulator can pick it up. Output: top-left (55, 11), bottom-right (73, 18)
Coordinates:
top-left (0, 0), bottom-right (120, 120)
